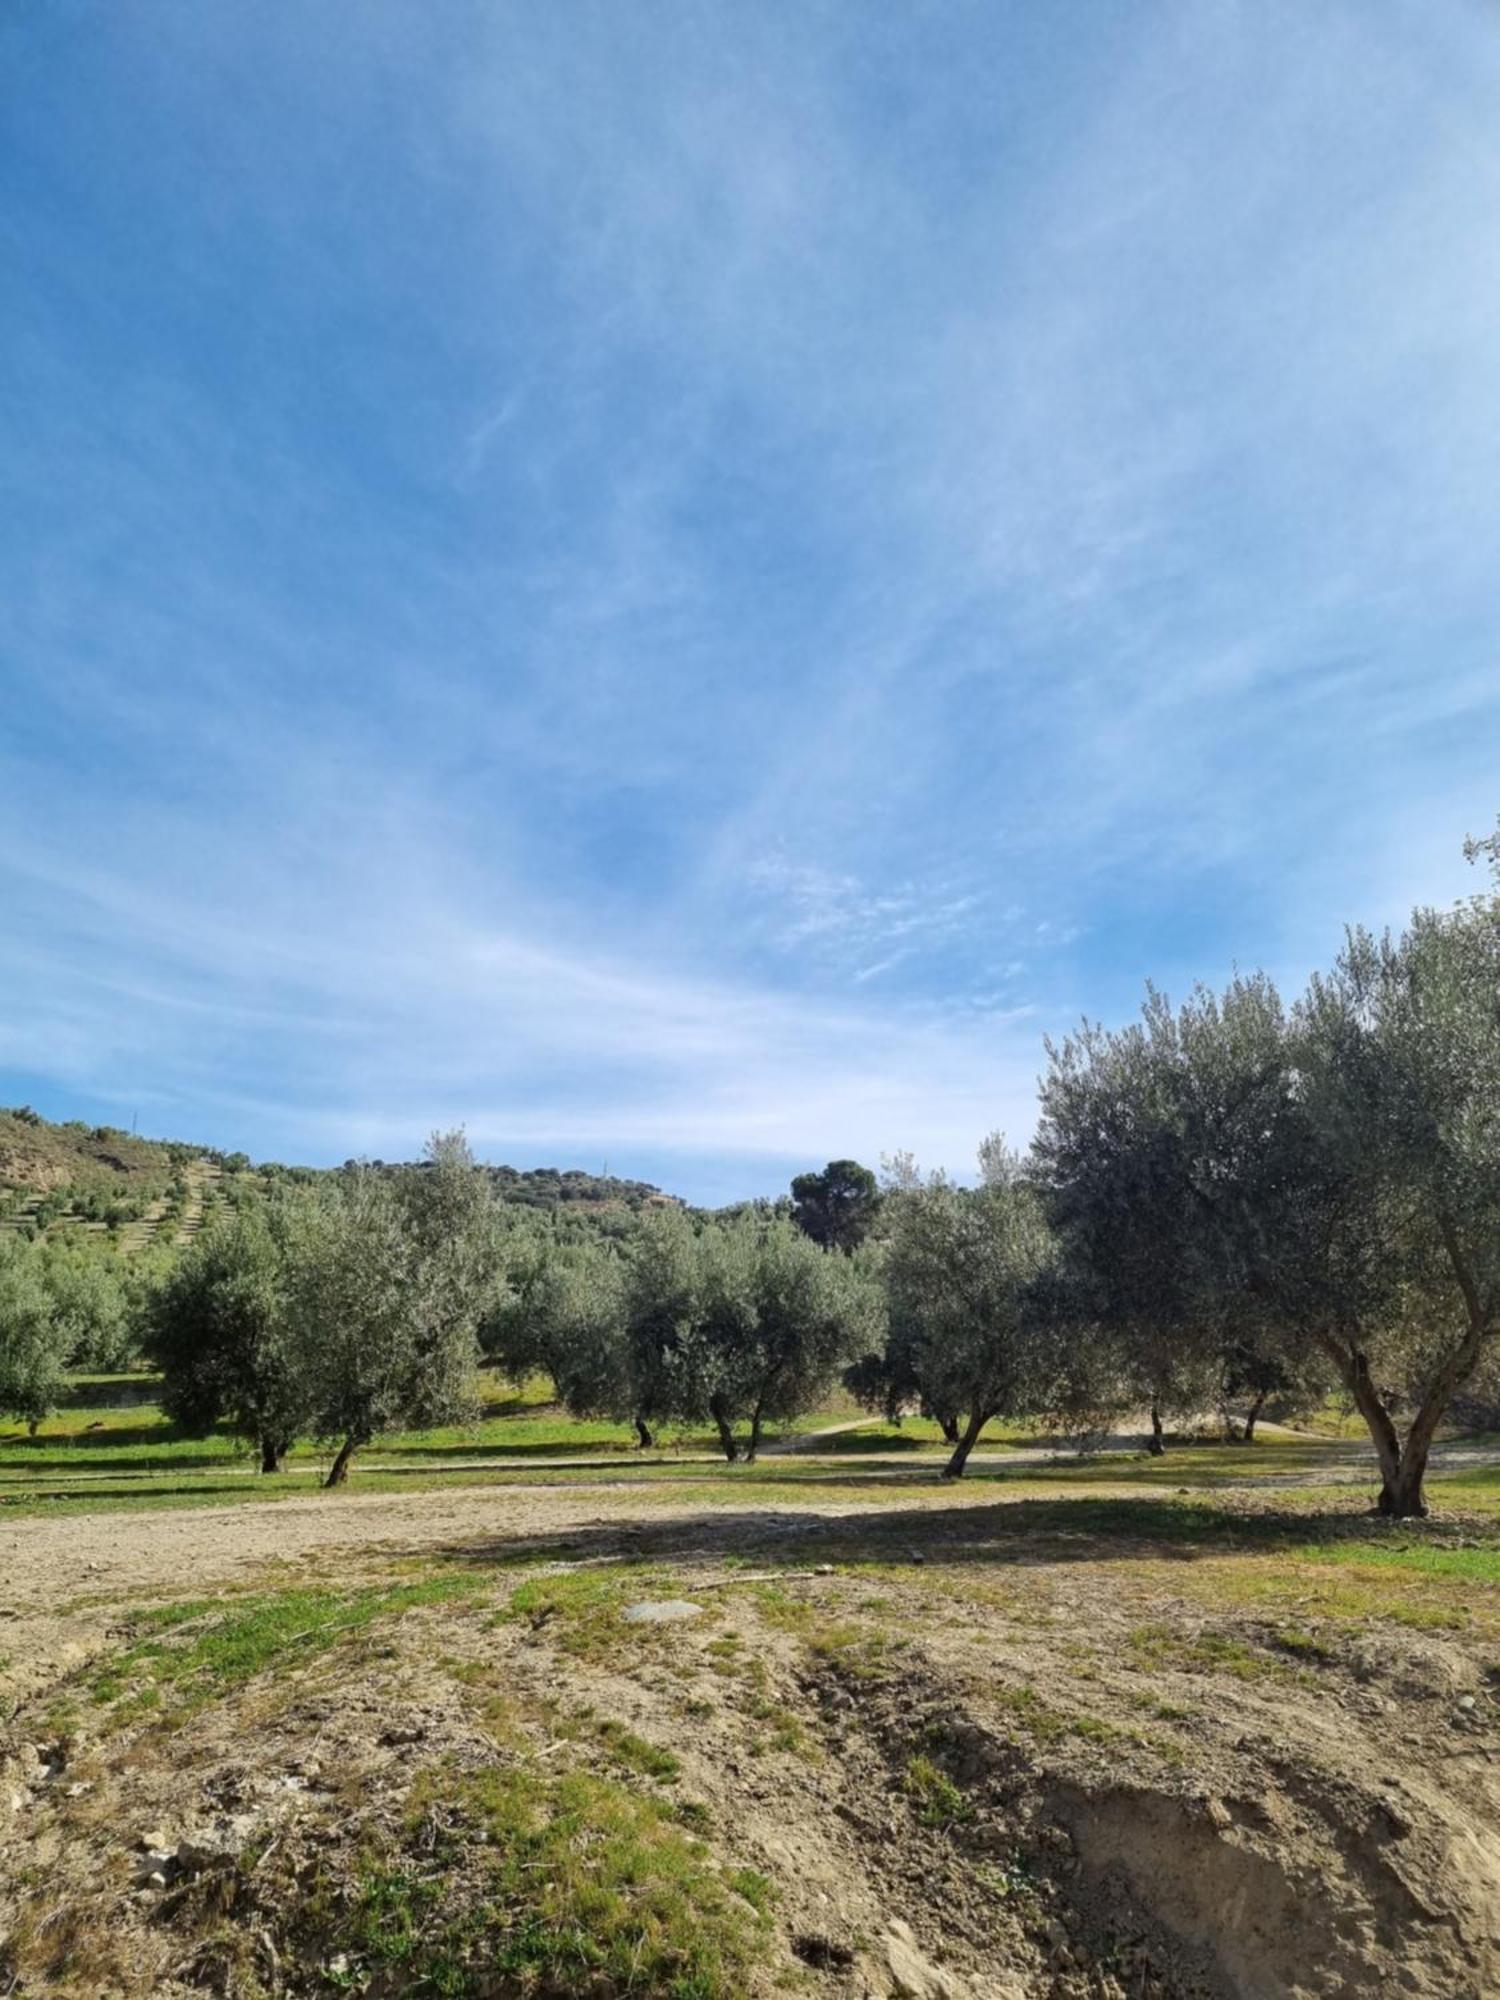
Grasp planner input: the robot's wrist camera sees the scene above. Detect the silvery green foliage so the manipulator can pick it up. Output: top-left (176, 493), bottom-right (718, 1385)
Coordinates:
top-left (881, 1145), bottom-right (1059, 1472)
top-left (698, 1215), bottom-right (882, 1455)
top-left (0, 1235), bottom-right (69, 1425)
top-left (146, 1194), bottom-right (322, 1469)
top-left (521, 1240), bottom-right (633, 1419)
top-left (531, 1206), bottom-right (880, 1458)
top-left (1035, 882), bottom-right (1500, 1514)
top-left (300, 1138), bottom-right (491, 1472)
top-left (37, 1246), bottom-right (131, 1369)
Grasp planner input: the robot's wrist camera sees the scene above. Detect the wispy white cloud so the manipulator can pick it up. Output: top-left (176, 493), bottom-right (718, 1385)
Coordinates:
top-left (4, 1), bottom-right (1499, 1195)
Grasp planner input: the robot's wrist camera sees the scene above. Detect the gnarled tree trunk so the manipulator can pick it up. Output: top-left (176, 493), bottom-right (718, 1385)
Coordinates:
top-left (1147, 1402), bottom-right (1165, 1456)
top-left (943, 1407), bottom-right (992, 1479)
top-left (259, 1436), bottom-right (287, 1474)
top-left (633, 1416), bottom-right (655, 1449)
top-left (709, 1394), bottom-right (739, 1463)
top-left (324, 1434), bottom-right (361, 1487)
top-left (1318, 1333), bottom-right (1468, 1520)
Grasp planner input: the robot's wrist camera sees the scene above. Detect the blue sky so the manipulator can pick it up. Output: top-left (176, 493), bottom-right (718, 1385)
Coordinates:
top-left (3, 3), bottom-right (1498, 1202)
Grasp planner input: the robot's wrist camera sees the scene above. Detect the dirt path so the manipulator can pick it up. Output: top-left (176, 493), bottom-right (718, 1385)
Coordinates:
top-left (1, 1477), bottom-right (979, 1630)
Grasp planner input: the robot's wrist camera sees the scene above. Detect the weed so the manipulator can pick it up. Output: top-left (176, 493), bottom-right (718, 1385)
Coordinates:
top-left (503, 1568), bottom-right (706, 1662)
top-left (903, 1753), bottom-right (973, 1828)
top-left (593, 1717), bottom-right (681, 1783)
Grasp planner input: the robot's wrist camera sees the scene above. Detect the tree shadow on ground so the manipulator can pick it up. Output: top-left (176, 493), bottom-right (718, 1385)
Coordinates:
top-left (420, 1489), bottom-right (1461, 1580)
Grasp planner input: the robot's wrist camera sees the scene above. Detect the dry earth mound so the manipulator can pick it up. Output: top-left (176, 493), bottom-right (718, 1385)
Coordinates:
top-left (2, 1488), bottom-right (1498, 1997)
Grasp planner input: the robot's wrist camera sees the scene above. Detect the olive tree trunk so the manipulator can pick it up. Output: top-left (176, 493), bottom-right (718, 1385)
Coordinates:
top-left (943, 1407), bottom-right (992, 1479)
top-left (709, 1394), bottom-right (739, 1463)
top-left (324, 1434), bottom-right (362, 1487)
top-left (1319, 1292), bottom-right (1492, 1520)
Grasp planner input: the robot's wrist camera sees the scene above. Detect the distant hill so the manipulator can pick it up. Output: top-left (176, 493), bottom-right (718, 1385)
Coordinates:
top-left (0, 1106), bottom-right (240, 1251)
top-left (341, 1158), bottom-right (674, 1212)
top-left (0, 1105), bottom-right (675, 1248)
top-left (0, 1105), bottom-right (197, 1193)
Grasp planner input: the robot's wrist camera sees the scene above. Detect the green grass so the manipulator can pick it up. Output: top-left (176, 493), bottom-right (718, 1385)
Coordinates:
top-left (337, 1758), bottom-right (769, 1999)
top-left (85, 1574), bottom-right (487, 1718)
top-left (590, 1716), bottom-right (683, 1783)
top-left (12, 1375), bottom-right (1500, 1626)
top-left (501, 1566), bottom-right (709, 1662)
top-left (903, 1753), bottom-right (973, 1828)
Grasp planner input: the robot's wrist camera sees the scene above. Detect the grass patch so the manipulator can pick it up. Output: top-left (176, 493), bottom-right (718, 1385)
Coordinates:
top-left (591, 1716), bottom-right (682, 1783)
top-left (336, 1758), bottom-right (770, 1998)
top-left (903, 1753), bottom-right (973, 1828)
top-left (501, 1566), bottom-right (699, 1662)
top-left (87, 1574), bottom-right (486, 1719)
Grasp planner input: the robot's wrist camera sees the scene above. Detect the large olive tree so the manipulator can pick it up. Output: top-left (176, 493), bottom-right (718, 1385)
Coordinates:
top-left (1036, 890), bottom-right (1500, 1518)
top-left (1292, 899), bottom-right (1500, 1514)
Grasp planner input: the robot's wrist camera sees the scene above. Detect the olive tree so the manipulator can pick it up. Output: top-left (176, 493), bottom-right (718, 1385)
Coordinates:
top-left (496, 1234), bottom-right (641, 1435)
top-left (698, 1217), bottom-right (880, 1461)
top-left (1036, 891), bottom-right (1500, 1518)
top-left (39, 1247), bottom-right (132, 1370)
top-left (844, 1305), bottom-right (963, 1444)
top-left (1291, 900), bottom-right (1500, 1514)
top-left (882, 1146), bottom-right (1059, 1477)
top-left (301, 1138), bottom-right (494, 1486)
top-left (0, 1237), bottom-right (69, 1430)
top-left (522, 1209), bottom-right (880, 1462)
top-left (145, 1199), bottom-right (315, 1472)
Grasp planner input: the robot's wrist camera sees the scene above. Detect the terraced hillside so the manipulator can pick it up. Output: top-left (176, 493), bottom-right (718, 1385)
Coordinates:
top-left (0, 1108), bottom-right (243, 1253)
top-left (0, 1109), bottom-right (675, 1253)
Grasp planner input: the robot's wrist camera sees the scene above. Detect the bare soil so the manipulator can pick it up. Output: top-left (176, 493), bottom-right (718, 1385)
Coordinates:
top-left (4, 1481), bottom-right (1500, 1998)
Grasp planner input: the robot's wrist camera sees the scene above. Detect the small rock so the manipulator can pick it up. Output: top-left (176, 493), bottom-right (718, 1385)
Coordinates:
top-left (622, 1599), bottom-right (704, 1625)
top-left (884, 1918), bottom-right (964, 1998)
top-left (1204, 1798), bottom-right (1232, 1831)
top-left (138, 1830), bottom-right (170, 1853)
top-left (1458, 1694), bottom-right (1479, 1712)
top-left (814, 1564), bottom-right (835, 1576)
top-left (144, 1870), bottom-right (169, 1892)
